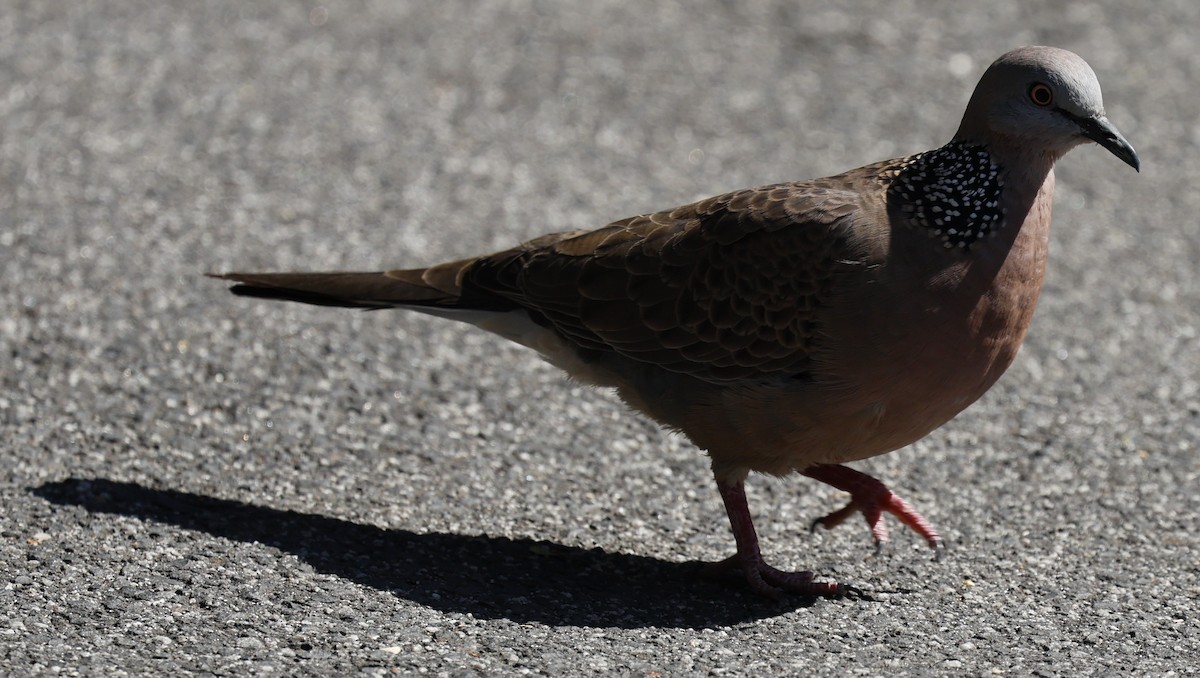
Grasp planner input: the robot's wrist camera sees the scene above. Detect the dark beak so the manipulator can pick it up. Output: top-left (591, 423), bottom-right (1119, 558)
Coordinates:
top-left (1077, 115), bottom-right (1140, 172)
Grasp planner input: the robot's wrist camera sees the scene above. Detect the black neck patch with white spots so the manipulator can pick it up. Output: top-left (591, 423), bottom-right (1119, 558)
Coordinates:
top-left (887, 142), bottom-right (1005, 250)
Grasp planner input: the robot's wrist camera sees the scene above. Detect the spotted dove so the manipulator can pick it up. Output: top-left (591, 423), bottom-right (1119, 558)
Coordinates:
top-left (212, 47), bottom-right (1139, 598)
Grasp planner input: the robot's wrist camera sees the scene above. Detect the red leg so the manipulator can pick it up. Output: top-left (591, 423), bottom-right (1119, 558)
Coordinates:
top-left (803, 464), bottom-right (944, 555)
top-left (705, 479), bottom-right (847, 599)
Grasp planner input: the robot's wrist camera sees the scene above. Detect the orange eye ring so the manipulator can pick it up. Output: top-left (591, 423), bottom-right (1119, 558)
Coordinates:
top-left (1028, 83), bottom-right (1054, 107)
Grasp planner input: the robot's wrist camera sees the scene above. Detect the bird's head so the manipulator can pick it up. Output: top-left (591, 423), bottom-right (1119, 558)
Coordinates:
top-left (955, 46), bottom-right (1140, 172)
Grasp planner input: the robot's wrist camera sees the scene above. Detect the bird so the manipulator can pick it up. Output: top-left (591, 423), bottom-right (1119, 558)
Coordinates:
top-left (211, 46), bottom-right (1139, 598)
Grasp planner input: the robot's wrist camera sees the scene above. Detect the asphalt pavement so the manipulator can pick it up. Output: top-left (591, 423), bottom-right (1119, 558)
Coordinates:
top-left (2, 1), bottom-right (1198, 675)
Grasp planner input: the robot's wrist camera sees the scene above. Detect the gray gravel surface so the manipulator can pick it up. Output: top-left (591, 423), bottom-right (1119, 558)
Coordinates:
top-left (2, 1), bottom-right (1198, 675)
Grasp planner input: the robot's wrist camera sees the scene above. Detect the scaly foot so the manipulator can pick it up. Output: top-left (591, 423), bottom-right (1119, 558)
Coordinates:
top-left (711, 479), bottom-right (852, 599)
top-left (803, 464), bottom-right (944, 556)
top-left (702, 551), bottom-right (847, 600)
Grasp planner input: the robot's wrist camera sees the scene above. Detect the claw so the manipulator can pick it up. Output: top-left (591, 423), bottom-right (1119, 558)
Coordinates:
top-left (840, 584), bottom-right (877, 602)
top-left (803, 464), bottom-right (943, 554)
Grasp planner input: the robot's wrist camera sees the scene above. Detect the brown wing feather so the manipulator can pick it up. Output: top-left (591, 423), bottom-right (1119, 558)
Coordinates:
top-left (460, 181), bottom-right (869, 383)
top-left (215, 178), bottom-right (874, 384)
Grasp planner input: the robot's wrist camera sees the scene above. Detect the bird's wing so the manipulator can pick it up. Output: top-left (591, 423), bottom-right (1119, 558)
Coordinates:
top-left (460, 180), bottom-right (872, 384)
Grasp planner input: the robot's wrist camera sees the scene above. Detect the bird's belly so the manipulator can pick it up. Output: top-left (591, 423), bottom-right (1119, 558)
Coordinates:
top-left (840, 286), bottom-right (1027, 448)
top-left (813, 272), bottom-right (1040, 464)
top-left (691, 273), bottom-right (1041, 478)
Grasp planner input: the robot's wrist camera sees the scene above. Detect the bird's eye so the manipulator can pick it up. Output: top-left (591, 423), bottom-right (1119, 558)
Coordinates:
top-left (1028, 83), bottom-right (1054, 107)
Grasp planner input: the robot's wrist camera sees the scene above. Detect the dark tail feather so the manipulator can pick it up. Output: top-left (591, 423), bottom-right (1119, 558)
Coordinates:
top-left (207, 269), bottom-right (463, 311)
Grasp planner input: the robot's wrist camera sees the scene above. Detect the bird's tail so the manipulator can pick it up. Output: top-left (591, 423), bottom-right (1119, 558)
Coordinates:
top-left (208, 260), bottom-right (476, 311)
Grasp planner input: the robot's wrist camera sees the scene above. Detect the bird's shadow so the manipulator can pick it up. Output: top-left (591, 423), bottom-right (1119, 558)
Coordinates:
top-left (30, 478), bottom-right (828, 628)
